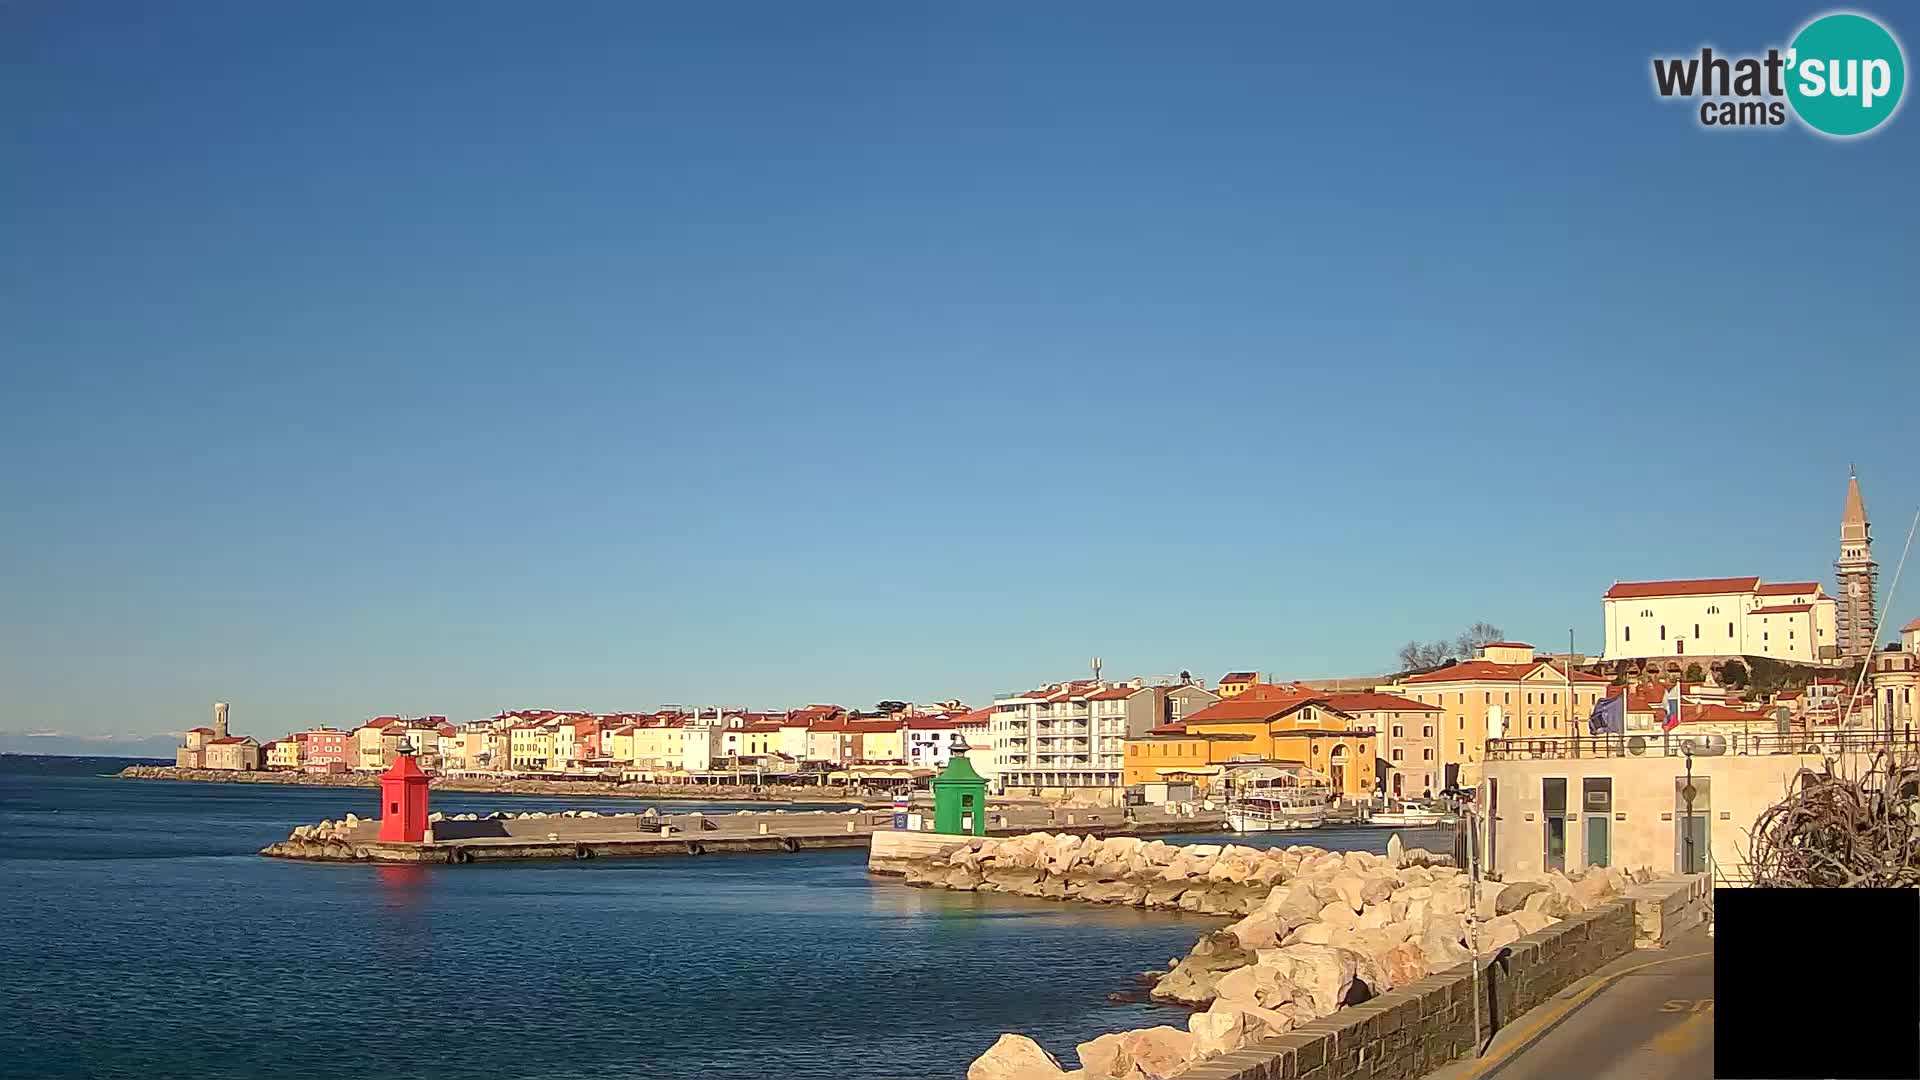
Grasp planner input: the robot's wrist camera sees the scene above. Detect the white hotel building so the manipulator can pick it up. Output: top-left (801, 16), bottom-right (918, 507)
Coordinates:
top-left (1601, 576), bottom-right (1839, 665)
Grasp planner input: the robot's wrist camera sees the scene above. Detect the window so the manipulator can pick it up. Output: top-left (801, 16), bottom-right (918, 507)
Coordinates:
top-left (1625, 627), bottom-right (1631, 642)
top-left (1728, 622), bottom-right (1734, 637)
top-left (1423, 749), bottom-right (1434, 760)
top-left (1641, 608), bottom-right (1653, 618)
top-left (1659, 625), bottom-right (1667, 640)
top-left (1693, 624), bottom-right (1700, 637)
top-left (1552, 693), bottom-right (1559, 705)
top-left (1707, 605), bottom-right (1719, 614)
top-left (1504, 693), bottom-right (1511, 704)
top-left (1527, 693), bottom-right (1534, 705)
top-left (1423, 725), bottom-right (1434, 737)
top-left (1391, 749), bottom-right (1404, 762)
top-left (1457, 693), bottom-right (1465, 704)
top-left (1457, 741), bottom-right (1466, 755)
top-left (1391, 725), bottom-right (1403, 738)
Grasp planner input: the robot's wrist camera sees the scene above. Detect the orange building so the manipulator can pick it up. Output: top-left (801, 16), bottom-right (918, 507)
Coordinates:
top-left (1122, 685), bottom-right (1381, 798)
top-left (1215, 672), bottom-right (1261, 699)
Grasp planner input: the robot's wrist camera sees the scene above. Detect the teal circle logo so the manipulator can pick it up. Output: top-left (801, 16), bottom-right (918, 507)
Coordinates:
top-left (1786, 12), bottom-right (1906, 136)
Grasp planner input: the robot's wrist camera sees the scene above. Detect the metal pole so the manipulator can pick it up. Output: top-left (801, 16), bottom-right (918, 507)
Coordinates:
top-left (1466, 806), bottom-right (1483, 1054)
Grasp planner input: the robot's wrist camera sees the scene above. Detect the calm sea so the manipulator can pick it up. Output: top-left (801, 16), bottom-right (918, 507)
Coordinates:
top-left (0, 754), bottom-right (1449, 1080)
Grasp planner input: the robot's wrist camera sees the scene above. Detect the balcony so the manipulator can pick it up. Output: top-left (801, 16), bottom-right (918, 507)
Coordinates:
top-left (1484, 729), bottom-right (1914, 761)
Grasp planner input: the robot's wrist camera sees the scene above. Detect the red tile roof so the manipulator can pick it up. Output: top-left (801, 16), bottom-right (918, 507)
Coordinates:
top-left (1903, 616), bottom-right (1920, 633)
top-left (1219, 672), bottom-right (1259, 683)
top-left (1182, 692), bottom-right (1320, 724)
top-left (1604, 577), bottom-right (1760, 599)
top-left (187, 727), bottom-right (215, 734)
top-left (954, 706), bottom-right (993, 728)
top-left (1320, 692), bottom-right (1440, 713)
top-left (903, 716), bottom-right (962, 730)
top-left (744, 720), bottom-right (785, 732)
top-left (1750, 603), bottom-right (1813, 615)
top-left (1400, 660), bottom-right (1608, 685)
top-left (1675, 704), bottom-right (1769, 725)
top-left (1145, 722), bottom-right (1189, 736)
top-left (1087, 686), bottom-right (1139, 701)
top-left (843, 719), bottom-right (903, 734)
top-left (208, 736), bottom-right (254, 745)
top-left (1756, 582), bottom-right (1820, 595)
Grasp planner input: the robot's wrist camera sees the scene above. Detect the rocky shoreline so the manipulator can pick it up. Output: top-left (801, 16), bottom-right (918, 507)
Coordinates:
top-left (893, 831), bottom-right (1654, 1080)
top-left (115, 765), bottom-right (856, 804)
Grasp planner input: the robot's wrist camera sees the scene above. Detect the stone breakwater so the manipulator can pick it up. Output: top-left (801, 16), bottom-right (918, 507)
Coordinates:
top-left (889, 831), bottom-right (1655, 1080)
top-left (117, 765), bottom-right (846, 803)
top-left (259, 806), bottom-right (871, 861)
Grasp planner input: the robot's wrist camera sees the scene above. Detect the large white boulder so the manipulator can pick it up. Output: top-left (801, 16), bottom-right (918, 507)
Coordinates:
top-left (970, 1035), bottom-right (1068, 1080)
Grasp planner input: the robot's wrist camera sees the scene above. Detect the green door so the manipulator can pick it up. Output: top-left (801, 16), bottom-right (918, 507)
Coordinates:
top-left (1585, 814), bottom-right (1610, 868)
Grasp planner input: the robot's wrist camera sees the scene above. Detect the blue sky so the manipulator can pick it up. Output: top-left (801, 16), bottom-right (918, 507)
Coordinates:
top-left (3, 1), bottom-right (1916, 745)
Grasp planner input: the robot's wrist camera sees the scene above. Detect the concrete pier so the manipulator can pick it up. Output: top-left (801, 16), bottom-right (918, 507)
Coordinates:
top-left (262, 805), bottom-right (1229, 864)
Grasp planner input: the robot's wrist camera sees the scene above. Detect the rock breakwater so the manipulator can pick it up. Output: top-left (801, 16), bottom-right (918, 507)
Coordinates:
top-left (889, 831), bottom-right (1655, 1080)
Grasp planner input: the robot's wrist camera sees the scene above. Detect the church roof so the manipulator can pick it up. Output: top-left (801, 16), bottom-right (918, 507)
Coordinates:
top-left (1904, 616), bottom-right (1920, 633)
top-left (1755, 582), bottom-right (1820, 595)
top-left (1605, 577), bottom-right (1760, 599)
top-left (1842, 471), bottom-right (1870, 541)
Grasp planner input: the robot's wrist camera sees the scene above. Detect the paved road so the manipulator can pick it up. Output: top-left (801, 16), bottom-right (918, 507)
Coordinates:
top-left (1425, 929), bottom-right (1714, 1080)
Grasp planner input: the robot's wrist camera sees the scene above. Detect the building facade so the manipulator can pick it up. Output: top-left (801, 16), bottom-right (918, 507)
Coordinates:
top-left (1600, 578), bottom-right (1839, 665)
top-left (991, 678), bottom-right (1215, 797)
top-left (1836, 469), bottom-right (1878, 660)
top-left (1378, 643), bottom-right (1609, 791)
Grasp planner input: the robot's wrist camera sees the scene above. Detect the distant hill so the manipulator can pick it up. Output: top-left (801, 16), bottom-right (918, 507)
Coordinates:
top-left (0, 732), bottom-right (184, 758)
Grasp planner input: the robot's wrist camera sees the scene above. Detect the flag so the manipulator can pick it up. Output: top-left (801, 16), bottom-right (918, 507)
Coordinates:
top-left (1661, 691), bottom-right (1682, 732)
top-left (1588, 694), bottom-right (1625, 736)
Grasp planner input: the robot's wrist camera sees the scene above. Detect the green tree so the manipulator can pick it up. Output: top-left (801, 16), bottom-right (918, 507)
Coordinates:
top-left (1719, 659), bottom-right (1749, 689)
top-left (1683, 663), bottom-right (1705, 683)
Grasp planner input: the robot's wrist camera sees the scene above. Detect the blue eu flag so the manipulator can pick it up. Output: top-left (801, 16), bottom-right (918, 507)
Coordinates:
top-left (1587, 694), bottom-right (1625, 735)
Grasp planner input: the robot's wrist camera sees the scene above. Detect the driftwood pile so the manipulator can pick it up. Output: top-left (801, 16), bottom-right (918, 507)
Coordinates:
top-left (1748, 753), bottom-right (1920, 888)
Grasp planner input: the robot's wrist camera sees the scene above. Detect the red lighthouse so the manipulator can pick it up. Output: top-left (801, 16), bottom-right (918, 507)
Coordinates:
top-left (377, 753), bottom-right (431, 843)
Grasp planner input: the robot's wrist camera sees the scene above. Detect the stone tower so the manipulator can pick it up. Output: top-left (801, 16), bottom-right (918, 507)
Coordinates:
top-left (1836, 467), bottom-right (1878, 659)
top-left (213, 702), bottom-right (230, 740)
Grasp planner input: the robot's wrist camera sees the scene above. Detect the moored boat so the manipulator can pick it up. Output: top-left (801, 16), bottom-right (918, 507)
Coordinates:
top-left (1221, 764), bottom-right (1334, 833)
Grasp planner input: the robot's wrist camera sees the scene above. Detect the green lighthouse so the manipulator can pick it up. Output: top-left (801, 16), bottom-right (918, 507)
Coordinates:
top-left (931, 738), bottom-right (989, 836)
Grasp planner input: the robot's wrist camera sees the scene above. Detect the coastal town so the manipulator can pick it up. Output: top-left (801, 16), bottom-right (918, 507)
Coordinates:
top-left (163, 473), bottom-right (1919, 846)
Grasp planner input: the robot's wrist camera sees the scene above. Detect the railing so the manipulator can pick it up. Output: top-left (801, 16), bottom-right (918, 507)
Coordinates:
top-left (1484, 729), bottom-right (1920, 761)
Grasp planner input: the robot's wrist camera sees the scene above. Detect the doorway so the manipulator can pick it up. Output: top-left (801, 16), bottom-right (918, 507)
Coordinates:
top-left (1542, 777), bottom-right (1568, 873)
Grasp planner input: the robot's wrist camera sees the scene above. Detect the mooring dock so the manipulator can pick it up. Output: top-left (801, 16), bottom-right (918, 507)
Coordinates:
top-left (261, 805), bottom-right (1228, 864)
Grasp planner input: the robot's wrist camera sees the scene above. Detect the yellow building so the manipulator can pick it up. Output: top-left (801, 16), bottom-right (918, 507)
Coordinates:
top-left (605, 725), bottom-right (637, 766)
top-left (1378, 642), bottom-right (1610, 789)
top-left (848, 720), bottom-right (905, 763)
top-left (1122, 688), bottom-right (1380, 798)
top-left (266, 739), bottom-right (301, 770)
top-left (630, 719), bottom-right (688, 768)
top-left (1215, 672), bottom-right (1261, 699)
top-left (508, 724), bottom-right (555, 771)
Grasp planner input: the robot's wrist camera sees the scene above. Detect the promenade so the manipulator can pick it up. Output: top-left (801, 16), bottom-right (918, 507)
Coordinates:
top-left (1420, 928), bottom-right (1714, 1080)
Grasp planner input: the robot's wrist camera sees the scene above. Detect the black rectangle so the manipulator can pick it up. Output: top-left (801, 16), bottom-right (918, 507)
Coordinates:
top-left (1716, 889), bottom-right (1919, 1079)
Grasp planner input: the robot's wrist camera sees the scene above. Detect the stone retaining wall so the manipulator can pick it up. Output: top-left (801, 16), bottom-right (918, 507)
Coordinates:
top-left (1173, 900), bottom-right (1637, 1080)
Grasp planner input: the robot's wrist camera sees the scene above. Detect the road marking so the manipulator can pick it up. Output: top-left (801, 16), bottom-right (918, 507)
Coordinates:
top-left (1447, 949), bottom-right (1713, 1080)
top-left (1660, 998), bottom-right (1714, 1013)
top-left (1650, 1007), bottom-right (1714, 1055)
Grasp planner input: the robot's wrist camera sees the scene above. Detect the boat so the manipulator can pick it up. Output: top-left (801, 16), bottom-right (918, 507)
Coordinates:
top-left (1364, 801), bottom-right (1457, 828)
top-left (1222, 765), bottom-right (1334, 833)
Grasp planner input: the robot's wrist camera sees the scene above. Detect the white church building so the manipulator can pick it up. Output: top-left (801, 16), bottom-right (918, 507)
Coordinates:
top-left (1601, 576), bottom-right (1839, 664)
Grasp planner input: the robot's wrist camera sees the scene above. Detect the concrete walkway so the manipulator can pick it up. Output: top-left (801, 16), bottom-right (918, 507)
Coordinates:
top-left (1421, 929), bottom-right (1714, 1080)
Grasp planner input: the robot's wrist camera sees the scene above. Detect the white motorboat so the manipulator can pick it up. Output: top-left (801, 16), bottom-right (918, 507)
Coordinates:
top-left (1365, 803), bottom-right (1457, 828)
top-left (1222, 765), bottom-right (1334, 833)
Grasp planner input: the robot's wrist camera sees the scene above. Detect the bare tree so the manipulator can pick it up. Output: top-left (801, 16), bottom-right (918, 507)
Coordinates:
top-left (1453, 621), bottom-right (1506, 659)
top-left (1396, 622), bottom-right (1505, 673)
top-left (1397, 640), bottom-right (1428, 672)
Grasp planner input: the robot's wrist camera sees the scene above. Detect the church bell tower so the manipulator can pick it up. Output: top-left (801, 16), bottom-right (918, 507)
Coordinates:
top-left (1836, 466), bottom-right (1878, 659)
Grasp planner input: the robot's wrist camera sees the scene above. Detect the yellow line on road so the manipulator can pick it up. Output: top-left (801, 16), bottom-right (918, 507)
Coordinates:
top-left (1649, 1008), bottom-right (1713, 1056)
top-left (1446, 949), bottom-right (1712, 1080)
